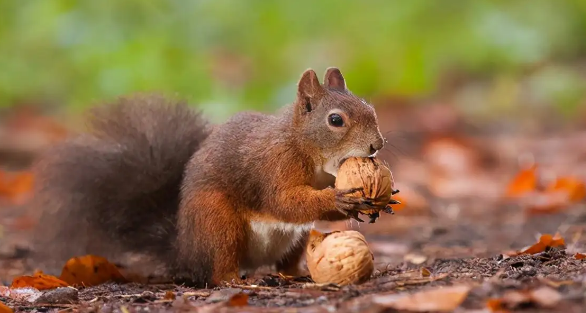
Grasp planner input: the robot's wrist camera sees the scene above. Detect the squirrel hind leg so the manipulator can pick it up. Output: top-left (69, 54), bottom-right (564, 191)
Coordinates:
top-left (275, 230), bottom-right (310, 277)
top-left (175, 190), bottom-right (247, 287)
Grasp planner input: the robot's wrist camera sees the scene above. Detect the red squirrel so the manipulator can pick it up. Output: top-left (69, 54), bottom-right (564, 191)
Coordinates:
top-left (30, 68), bottom-right (386, 287)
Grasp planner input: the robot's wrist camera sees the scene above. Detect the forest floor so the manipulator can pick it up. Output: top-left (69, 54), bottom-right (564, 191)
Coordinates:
top-left (1, 101), bottom-right (586, 312)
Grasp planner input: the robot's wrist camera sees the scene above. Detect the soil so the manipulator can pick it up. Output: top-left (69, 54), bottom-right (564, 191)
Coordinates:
top-left (2, 102), bottom-right (586, 312)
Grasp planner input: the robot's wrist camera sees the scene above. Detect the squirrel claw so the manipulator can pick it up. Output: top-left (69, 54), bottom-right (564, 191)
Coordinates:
top-left (388, 199), bottom-right (401, 205)
top-left (392, 189), bottom-right (400, 195)
top-left (335, 207), bottom-right (364, 222)
top-left (349, 212), bottom-right (365, 223)
top-left (367, 212), bottom-right (379, 223)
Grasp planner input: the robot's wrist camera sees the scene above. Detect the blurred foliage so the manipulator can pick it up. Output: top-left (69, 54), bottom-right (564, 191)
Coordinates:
top-left (1, 0), bottom-right (585, 120)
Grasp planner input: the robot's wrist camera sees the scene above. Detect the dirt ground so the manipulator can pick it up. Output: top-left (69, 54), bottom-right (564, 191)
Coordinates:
top-left (1, 101), bottom-right (586, 312)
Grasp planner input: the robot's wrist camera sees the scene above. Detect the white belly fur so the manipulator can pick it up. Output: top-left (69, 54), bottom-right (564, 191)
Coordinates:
top-left (241, 221), bottom-right (313, 274)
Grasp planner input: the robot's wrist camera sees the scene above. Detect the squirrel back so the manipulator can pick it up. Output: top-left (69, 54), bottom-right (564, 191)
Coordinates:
top-left (30, 94), bottom-right (210, 276)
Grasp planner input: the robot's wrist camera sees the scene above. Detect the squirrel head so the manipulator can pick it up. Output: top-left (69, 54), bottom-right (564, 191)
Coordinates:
top-left (292, 67), bottom-right (385, 177)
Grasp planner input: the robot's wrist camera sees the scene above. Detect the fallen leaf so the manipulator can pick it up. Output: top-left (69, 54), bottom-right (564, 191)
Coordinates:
top-left (505, 164), bottom-right (537, 198)
top-left (404, 253), bottom-right (427, 265)
top-left (0, 171), bottom-right (34, 203)
top-left (500, 290), bottom-right (529, 309)
top-left (3, 106), bottom-right (69, 143)
top-left (575, 253), bottom-right (586, 260)
top-left (525, 177), bottom-right (586, 214)
top-left (506, 233), bottom-right (565, 256)
top-left (1, 286), bottom-right (42, 302)
top-left (524, 191), bottom-right (569, 215)
top-left (10, 272), bottom-right (69, 290)
top-left (422, 136), bottom-right (479, 176)
top-left (420, 268), bottom-right (431, 277)
top-left (227, 293), bottom-right (248, 307)
top-left (546, 177), bottom-right (586, 202)
top-left (0, 302), bottom-right (13, 313)
top-left (59, 255), bottom-right (127, 287)
top-left (372, 285), bottom-right (472, 312)
top-left (485, 298), bottom-right (504, 312)
top-left (277, 272), bottom-right (296, 281)
top-left (488, 286), bottom-right (561, 311)
top-left (164, 291), bottom-right (176, 300)
top-left (530, 286), bottom-right (562, 307)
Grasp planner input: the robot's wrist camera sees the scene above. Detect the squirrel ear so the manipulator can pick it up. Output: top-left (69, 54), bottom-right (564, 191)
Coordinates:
top-left (297, 69), bottom-right (323, 112)
top-left (323, 67), bottom-right (347, 91)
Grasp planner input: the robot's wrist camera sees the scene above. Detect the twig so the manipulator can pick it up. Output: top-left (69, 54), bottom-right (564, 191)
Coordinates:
top-left (228, 284), bottom-right (273, 291)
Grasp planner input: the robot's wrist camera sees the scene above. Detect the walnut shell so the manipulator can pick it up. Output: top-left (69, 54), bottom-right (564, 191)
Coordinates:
top-left (335, 157), bottom-right (395, 214)
top-left (306, 229), bottom-right (374, 286)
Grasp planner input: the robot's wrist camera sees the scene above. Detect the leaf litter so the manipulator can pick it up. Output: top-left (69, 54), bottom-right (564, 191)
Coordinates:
top-left (3, 104), bottom-right (586, 312)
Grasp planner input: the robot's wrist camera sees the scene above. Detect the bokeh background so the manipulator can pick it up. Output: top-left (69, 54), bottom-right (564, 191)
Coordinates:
top-left (2, 0), bottom-right (586, 288)
top-left (2, 1), bottom-right (586, 121)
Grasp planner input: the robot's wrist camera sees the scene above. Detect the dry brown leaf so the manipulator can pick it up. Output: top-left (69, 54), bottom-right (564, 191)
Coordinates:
top-left (4, 107), bottom-right (69, 142)
top-left (0, 302), bottom-right (13, 313)
top-left (546, 177), bottom-right (586, 202)
top-left (485, 298), bottom-right (505, 312)
top-left (525, 176), bottom-right (586, 214)
top-left (524, 191), bottom-right (569, 215)
top-left (10, 272), bottom-right (69, 290)
top-left (420, 268), bottom-right (431, 277)
top-left (164, 290), bottom-right (176, 300)
top-left (422, 136), bottom-right (480, 176)
top-left (574, 253), bottom-right (586, 260)
top-left (530, 286), bottom-right (562, 307)
top-left (505, 164), bottom-right (537, 198)
top-left (0, 171), bottom-right (34, 203)
top-left (506, 233), bottom-right (565, 256)
top-left (488, 287), bottom-right (561, 311)
top-left (372, 285), bottom-right (472, 312)
top-left (227, 293), bottom-right (248, 307)
top-left (59, 255), bottom-right (127, 287)
top-left (404, 253), bottom-right (427, 265)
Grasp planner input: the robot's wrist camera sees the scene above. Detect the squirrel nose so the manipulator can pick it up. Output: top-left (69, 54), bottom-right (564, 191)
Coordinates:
top-left (369, 138), bottom-right (384, 155)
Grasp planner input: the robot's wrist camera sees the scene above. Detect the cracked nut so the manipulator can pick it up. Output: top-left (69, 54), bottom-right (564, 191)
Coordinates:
top-left (306, 229), bottom-right (374, 286)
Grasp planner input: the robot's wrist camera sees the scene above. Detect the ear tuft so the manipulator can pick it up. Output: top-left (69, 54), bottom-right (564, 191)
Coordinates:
top-left (323, 67), bottom-right (347, 91)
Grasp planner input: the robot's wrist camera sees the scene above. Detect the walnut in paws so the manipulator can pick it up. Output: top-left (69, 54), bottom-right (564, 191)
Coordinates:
top-left (335, 156), bottom-right (400, 222)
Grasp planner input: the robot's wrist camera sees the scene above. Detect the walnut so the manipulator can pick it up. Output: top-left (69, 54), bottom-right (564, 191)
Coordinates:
top-left (306, 229), bottom-right (374, 286)
top-left (335, 157), bottom-right (398, 222)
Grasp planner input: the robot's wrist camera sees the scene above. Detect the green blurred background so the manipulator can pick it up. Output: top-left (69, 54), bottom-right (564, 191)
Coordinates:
top-left (1, 0), bottom-right (585, 122)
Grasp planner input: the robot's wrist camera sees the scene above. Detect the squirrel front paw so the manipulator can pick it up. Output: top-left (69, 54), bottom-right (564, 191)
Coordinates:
top-left (334, 187), bottom-right (381, 222)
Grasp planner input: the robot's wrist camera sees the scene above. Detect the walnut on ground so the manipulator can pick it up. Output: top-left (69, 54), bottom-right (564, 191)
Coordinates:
top-left (305, 229), bottom-right (374, 286)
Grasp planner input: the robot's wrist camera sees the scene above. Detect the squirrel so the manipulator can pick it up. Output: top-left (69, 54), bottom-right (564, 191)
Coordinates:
top-left (29, 67), bottom-right (386, 287)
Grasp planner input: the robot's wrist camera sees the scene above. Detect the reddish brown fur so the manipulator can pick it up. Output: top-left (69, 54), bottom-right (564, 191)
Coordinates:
top-left (30, 68), bottom-right (385, 288)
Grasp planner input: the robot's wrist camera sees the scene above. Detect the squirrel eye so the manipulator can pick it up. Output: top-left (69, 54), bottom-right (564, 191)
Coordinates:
top-left (328, 113), bottom-right (345, 127)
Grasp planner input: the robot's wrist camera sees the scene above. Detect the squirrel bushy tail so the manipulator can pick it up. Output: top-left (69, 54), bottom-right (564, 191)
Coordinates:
top-left (30, 93), bottom-right (210, 276)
